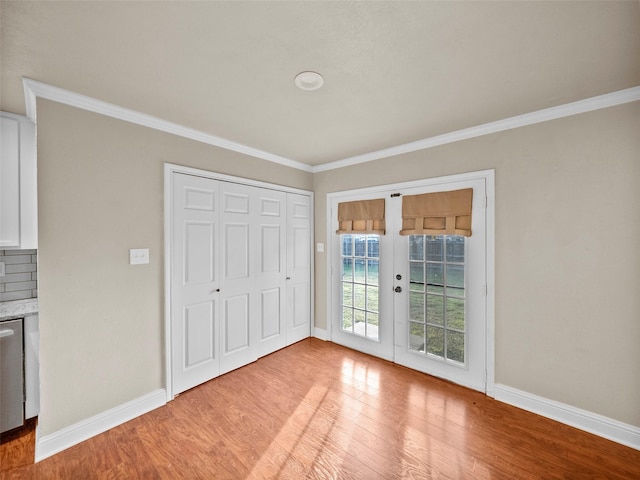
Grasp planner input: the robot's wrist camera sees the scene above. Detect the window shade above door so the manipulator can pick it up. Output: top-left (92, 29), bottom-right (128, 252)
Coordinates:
top-left (336, 198), bottom-right (385, 235)
top-left (400, 188), bottom-right (473, 237)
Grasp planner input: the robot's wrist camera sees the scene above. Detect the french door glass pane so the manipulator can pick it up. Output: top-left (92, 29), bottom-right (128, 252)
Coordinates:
top-left (343, 308), bottom-right (353, 330)
top-left (341, 234), bottom-right (380, 341)
top-left (410, 262), bottom-right (424, 289)
top-left (426, 236), bottom-right (444, 262)
top-left (354, 284), bottom-right (366, 309)
top-left (446, 297), bottom-right (465, 330)
top-left (342, 258), bottom-right (353, 281)
top-left (408, 235), bottom-right (466, 364)
top-left (446, 330), bottom-right (464, 362)
top-left (354, 259), bottom-right (366, 283)
top-left (410, 292), bottom-right (425, 322)
top-left (342, 283), bottom-right (352, 307)
top-left (427, 295), bottom-right (444, 326)
top-left (410, 322), bottom-right (425, 352)
top-left (409, 235), bottom-right (424, 261)
top-left (427, 326), bottom-right (444, 357)
top-left (367, 259), bottom-right (379, 285)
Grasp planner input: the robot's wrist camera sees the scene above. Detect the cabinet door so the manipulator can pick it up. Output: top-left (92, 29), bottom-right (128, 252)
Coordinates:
top-left (0, 319), bottom-right (24, 433)
top-left (0, 112), bottom-right (36, 249)
top-left (0, 116), bottom-right (21, 247)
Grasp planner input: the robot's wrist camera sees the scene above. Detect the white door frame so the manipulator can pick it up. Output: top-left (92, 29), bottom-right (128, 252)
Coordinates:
top-left (326, 169), bottom-right (495, 396)
top-left (164, 163), bottom-right (314, 401)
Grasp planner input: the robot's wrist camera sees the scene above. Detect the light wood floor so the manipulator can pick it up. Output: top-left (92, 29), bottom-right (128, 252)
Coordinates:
top-left (2, 338), bottom-right (639, 479)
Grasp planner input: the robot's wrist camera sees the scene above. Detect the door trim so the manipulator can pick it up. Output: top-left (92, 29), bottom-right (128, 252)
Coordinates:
top-left (326, 169), bottom-right (495, 395)
top-left (164, 163), bottom-right (314, 401)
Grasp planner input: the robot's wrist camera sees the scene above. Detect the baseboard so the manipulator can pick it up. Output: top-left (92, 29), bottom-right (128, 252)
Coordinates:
top-left (35, 389), bottom-right (166, 462)
top-left (313, 327), bottom-right (328, 341)
top-left (493, 384), bottom-right (640, 451)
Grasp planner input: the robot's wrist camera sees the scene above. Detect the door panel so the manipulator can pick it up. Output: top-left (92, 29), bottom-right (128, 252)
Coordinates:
top-left (291, 283), bottom-right (309, 328)
top-left (261, 225), bottom-right (281, 273)
top-left (184, 222), bottom-right (215, 284)
top-left (260, 288), bottom-right (281, 339)
top-left (223, 294), bottom-right (250, 353)
top-left (220, 183), bottom-right (258, 374)
top-left (224, 192), bottom-right (250, 214)
top-left (184, 301), bottom-right (215, 367)
top-left (256, 189), bottom-right (287, 356)
top-left (172, 173), bottom-right (220, 395)
top-left (224, 223), bottom-right (250, 280)
top-left (286, 194), bottom-right (312, 344)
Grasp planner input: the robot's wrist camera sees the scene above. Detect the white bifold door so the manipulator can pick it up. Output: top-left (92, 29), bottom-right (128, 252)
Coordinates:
top-left (171, 172), bottom-right (311, 396)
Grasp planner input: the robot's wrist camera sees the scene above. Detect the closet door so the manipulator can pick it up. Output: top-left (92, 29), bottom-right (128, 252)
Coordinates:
top-left (169, 168), bottom-right (312, 395)
top-left (255, 188), bottom-right (287, 357)
top-left (220, 182), bottom-right (258, 374)
top-left (286, 193), bottom-right (312, 344)
top-left (171, 173), bottom-right (220, 395)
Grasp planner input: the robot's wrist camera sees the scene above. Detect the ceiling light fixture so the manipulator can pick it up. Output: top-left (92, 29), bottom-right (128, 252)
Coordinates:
top-left (294, 71), bottom-right (324, 91)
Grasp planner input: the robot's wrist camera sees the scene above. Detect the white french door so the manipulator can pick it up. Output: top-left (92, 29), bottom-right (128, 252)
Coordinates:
top-left (393, 178), bottom-right (487, 391)
top-left (331, 208), bottom-right (394, 361)
top-left (330, 173), bottom-right (491, 392)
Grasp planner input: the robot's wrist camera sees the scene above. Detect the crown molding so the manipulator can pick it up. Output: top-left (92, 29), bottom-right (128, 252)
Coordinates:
top-left (22, 78), bottom-right (313, 173)
top-left (313, 86), bottom-right (640, 173)
top-left (23, 78), bottom-right (639, 175)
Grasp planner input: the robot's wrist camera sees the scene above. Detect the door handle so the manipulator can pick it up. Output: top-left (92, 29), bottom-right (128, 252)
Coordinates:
top-left (0, 329), bottom-right (15, 338)
top-left (394, 286), bottom-right (402, 293)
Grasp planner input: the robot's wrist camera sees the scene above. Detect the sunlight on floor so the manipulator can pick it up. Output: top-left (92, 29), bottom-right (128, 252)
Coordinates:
top-left (341, 358), bottom-right (380, 392)
top-left (246, 383), bottom-right (331, 478)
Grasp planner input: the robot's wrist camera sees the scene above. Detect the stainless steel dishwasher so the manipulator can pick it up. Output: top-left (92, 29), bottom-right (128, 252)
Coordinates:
top-left (0, 318), bottom-right (24, 433)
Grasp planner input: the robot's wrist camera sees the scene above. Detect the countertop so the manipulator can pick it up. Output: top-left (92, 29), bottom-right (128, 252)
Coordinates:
top-left (0, 298), bottom-right (39, 321)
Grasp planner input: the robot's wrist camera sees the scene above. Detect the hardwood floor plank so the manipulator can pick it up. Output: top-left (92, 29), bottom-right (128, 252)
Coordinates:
top-left (2, 338), bottom-right (639, 479)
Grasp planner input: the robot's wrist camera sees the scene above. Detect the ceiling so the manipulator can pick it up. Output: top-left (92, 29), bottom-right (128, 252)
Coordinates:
top-left (1, 1), bottom-right (639, 168)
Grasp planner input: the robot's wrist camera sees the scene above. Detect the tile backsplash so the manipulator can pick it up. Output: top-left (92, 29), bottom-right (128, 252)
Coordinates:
top-left (0, 249), bottom-right (37, 302)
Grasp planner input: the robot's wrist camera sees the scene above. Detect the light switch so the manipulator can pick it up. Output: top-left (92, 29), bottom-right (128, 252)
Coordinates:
top-left (316, 243), bottom-right (324, 253)
top-left (129, 248), bottom-right (150, 265)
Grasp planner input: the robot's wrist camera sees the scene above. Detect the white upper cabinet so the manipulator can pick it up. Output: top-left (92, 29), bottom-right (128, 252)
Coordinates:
top-left (0, 112), bottom-right (37, 249)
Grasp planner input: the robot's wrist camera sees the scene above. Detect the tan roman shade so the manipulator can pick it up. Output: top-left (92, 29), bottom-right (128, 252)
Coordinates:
top-left (400, 188), bottom-right (473, 237)
top-left (336, 199), bottom-right (385, 235)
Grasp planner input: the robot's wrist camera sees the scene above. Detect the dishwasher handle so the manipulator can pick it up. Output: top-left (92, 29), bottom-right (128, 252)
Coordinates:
top-left (0, 329), bottom-right (15, 338)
